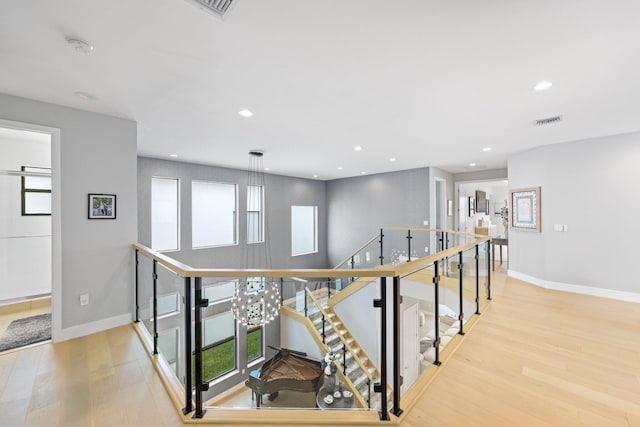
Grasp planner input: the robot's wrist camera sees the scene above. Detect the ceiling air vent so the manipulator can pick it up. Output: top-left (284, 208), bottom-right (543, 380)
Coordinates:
top-left (534, 115), bottom-right (562, 126)
top-left (185, 0), bottom-right (238, 19)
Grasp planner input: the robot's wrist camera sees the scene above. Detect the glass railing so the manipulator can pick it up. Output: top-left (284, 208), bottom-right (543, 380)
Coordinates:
top-left (133, 228), bottom-right (492, 422)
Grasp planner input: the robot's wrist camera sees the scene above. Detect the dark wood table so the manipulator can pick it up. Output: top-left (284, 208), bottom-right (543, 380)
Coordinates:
top-left (492, 238), bottom-right (508, 271)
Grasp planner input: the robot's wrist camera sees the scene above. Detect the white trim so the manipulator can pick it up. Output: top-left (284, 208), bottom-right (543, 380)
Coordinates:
top-left (508, 270), bottom-right (640, 303)
top-left (58, 313), bottom-right (132, 342)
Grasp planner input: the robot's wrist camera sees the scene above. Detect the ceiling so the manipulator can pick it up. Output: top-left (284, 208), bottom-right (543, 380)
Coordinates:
top-left (2, 0), bottom-right (640, 180)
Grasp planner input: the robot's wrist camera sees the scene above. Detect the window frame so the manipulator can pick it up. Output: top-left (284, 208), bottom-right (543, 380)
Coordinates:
top-left (151, 176), bottom-right (181, 252)
top-left (291, 205), bottom-right (318, 256)
top-left (191, 180), bottom-right (238, 249)
top-left (21, 166), bottom-right (51, 216)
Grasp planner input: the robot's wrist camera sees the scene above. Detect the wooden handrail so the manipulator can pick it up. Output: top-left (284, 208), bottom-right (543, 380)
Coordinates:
top-left (132, 233), bottom-right (490, 280)
top-left (333, 233), bottom-right (381, 270)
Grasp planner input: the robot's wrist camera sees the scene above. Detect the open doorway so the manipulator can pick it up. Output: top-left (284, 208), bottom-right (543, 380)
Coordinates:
top-left (0, 125), bottom-right (53, 352)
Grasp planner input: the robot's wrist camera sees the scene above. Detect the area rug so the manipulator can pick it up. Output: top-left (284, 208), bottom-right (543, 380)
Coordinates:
top-left (0, 313), bottom-right (51, 352)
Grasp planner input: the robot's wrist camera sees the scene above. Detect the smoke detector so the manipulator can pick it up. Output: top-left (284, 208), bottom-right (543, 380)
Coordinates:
top-left (184, 0), bottom-right (239, 19)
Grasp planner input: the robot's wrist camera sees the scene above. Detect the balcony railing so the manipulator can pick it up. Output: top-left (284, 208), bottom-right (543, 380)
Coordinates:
top-left (133, 227), bottom-right (492, 423)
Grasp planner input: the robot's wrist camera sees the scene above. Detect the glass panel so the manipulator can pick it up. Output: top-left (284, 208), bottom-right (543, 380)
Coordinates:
top-left (192, 180), bottom-right (237, 248)
top-left (23, 192), bottom-right (51, 215)
top-left (203, 279), bottom-right (235, 303)
top-left (137, 251), bottom-right (155, 341)
top-left (247, 185), bottom-right (263, 243)
top-left (462, 246), bottom-right (478, 318)
top-left (156, 263), bottom-right (186, 386)
top-left (24, 175), bottom-right (51, 190)
top-left (291, 206), bottom-right (317, 255)
top-left (151, 177), bottom-right (179, 251)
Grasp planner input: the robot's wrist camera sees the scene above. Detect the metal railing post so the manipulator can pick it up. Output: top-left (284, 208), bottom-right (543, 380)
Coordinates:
top-left (475, 245), bottom-right (481, 314)
top-left (458, 251), bottom-right (465, 336)
top-left (379, 228), bottom-right (385, 266)
top-left (392, 275), bottom-right (403, 417)
top-left (373, 277), bottom-right (390, 421)
top-left (193, 277), bottom-right (209, 419)
top-left (486, 240), bottom-right (492, 300)
top-left (134, 250), bottom-right (140, 323)
top-left (342, 344), bottom-right (347, 376)
top-left (280, 278), bottom-right (284, 306)
top-left (406, 229), bottom-right (412, 261)
top-left (433, 262), bottom-right (442, 366)
top-left (152, 259), bottom-right (158, 355)
top-left (182, 277), bottom-right (194, 415)
top-left (322, 314), bottom-right (326, 343)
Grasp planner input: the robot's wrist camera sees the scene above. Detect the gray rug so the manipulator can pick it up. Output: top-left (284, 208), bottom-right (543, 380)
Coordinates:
top-left (0, 313), bottom-right (51, 352)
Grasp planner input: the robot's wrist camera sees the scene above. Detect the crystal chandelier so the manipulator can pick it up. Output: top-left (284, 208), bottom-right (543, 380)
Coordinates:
top-left (231, 151), bottom-right (281, 327)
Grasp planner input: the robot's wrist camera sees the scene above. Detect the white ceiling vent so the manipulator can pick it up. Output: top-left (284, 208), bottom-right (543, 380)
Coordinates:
top-left (185, 0), bottom-right (238, 19)
top-left (534, 115), bottom-right (562, 126)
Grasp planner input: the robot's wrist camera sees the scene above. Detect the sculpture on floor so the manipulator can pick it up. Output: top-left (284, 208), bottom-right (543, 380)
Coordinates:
top-left (500, 200), bottom-right (509, 238)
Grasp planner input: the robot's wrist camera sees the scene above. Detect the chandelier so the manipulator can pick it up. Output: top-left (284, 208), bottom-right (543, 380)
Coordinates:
top-left (231, 151), bottom-right (281, 327)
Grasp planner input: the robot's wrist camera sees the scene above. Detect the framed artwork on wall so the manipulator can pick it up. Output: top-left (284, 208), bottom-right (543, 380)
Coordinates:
top-left (468, 196), bottom-right (475, 217)
top-left (88, 193), bottom-right (116, 219)
top-left (510, 187), bottom-right (541, 232)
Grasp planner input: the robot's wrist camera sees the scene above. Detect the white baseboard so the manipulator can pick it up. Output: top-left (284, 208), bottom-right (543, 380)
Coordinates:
top-left (508, 270), bottom-right (640, 304)
top-left (56, 313), bottom-right (133, 342)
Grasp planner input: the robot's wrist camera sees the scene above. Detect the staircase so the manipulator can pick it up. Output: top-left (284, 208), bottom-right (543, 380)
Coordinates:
top-left (306, 287), bottom-right (390, 410)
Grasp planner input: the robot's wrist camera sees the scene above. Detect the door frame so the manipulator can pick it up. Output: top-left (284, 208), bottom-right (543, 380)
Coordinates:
top-left (0, 118), bottom-right (61, 342)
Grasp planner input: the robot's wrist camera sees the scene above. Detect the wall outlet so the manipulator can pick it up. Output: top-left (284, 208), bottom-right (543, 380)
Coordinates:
top-left (423, 220), bottom-right (429, 226)
top-left (79, 294), bottom-right (89, 306)
top-left (424, 246), bottom-right (429, 253)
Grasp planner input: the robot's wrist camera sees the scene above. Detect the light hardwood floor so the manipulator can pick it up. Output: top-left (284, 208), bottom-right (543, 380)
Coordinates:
top-left (1, 268), bottom-right (639, 426)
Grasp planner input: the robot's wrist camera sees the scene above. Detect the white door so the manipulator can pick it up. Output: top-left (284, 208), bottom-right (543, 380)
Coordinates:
top-left (402, 303), bottom-right (420, 394)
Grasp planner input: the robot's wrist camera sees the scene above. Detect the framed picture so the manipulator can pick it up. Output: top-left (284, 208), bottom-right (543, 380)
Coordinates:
top-left (510, 187), bottom-right (541, 232)
top-left (468, 196), bottom-right (475, 217)
top-left (88, 193), bottom-right (116, 219)
top-left (447, 199), bottom-right (453, 217)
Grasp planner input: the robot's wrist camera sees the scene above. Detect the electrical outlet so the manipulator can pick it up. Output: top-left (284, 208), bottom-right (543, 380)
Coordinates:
top-left (80, 294), bottom-right (89, 306)
top-left (423, 220), bottom-right (429, 226)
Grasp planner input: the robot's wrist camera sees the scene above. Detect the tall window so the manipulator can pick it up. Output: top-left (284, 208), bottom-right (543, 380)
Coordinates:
top-left (192, 181), bottom-right (237, 248)
top-left (247, 185), bottom-right (264, 243)
top-left (291, 206), bottom-right (318, 255)
top-left (202, 311), bottom-right (236, 381)
top-left (151, 177), bottom-right (179, 251)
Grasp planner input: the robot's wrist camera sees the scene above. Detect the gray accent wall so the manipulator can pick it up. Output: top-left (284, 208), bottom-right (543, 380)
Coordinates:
top-left (137, 157), bottom-right (328, 269)
top-left (0, 93), bottom-right (138, 336)
top-left (508, 132), bottom-right (640, 295)
top-left (326, 168), bottom-right (430, 268)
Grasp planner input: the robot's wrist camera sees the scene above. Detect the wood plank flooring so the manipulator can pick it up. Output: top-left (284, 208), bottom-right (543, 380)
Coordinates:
top-left (1, 267), bottom-right (639, 426)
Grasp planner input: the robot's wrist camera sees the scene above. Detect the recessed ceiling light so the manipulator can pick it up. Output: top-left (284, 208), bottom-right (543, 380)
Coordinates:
top-left (482, 147), bottom-right (492, 152)
top-left (74, 91), bottom-right (96, 101)
top-left (337, 166), bottom-right (343, 170)
top-left (389, 157), bottom-right (396, 162)
top-left (264, 167), bottom-right (270, 171)
top-left (354, 146), bottom-right (362, 151)
top-left (533, 81), bottom-right (553, 91)
top-left (169, 154), bottom-right (178, 158)
top-left (361, 171), bottom-right (367, 175)
top-left (313, 174), bottom-right (318, 178)
top-left (503, 180), bottom-right (508, 184)
top-left (468, 162), bottom-right (476, 167)
top-left (238, 109), bottom-right (253, 117)
top-left (67, 38), bottom-right (93, 54)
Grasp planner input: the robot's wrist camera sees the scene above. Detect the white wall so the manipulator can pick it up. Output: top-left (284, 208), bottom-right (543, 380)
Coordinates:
top-left (0, 93), bottom-right (138, 340)
top-left (508, 132), bottom-right (640, 300)
top-left (0, 130), bottom-right (51, 300)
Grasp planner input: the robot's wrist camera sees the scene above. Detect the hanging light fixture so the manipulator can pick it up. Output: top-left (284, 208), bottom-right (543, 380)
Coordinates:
top-left (231, 150), bottom-right (281, 327)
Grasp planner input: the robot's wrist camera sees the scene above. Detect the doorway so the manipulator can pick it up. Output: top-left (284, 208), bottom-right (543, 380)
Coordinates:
top-left (0, 122), bottom-right (57, 351)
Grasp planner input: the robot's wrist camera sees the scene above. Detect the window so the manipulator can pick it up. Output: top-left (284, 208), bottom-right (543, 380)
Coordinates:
top-left (201, 311), bottom-right (236, 381)
top-left (192, 181), bottom-right (237, 248)
top-left (247, 185), bottom-right (264, 243)
top-left (247, 326), bottom-right (263, 363)
top-left (151, 177), bottom-right (179, 251)
top-left (150, 292), bottom-right (180, 319)
top-left (291, 205), bottom-right (318, 255)
top-left (21, 166), bottom-right (51, 216)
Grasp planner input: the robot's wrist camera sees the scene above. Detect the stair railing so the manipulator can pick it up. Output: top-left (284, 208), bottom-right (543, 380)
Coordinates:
top-left (305, 287), bottom-right (378, 407)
